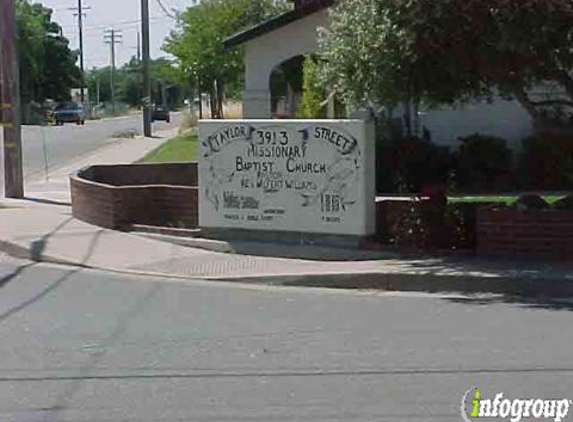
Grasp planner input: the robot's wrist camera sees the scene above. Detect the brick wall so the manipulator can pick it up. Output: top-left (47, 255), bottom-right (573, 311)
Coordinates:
top-left (90, 163), bottom-right (197, 187)
top-left (71, 163), bottom-right (199, 230)
top-left (477, 208), bottom-right (573, 259)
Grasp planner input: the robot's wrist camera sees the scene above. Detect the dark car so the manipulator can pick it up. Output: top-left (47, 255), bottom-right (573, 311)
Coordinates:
top-left (54, 102), bottom-right (85, 125)
top-left (151, 105), bottom-right (170, 123)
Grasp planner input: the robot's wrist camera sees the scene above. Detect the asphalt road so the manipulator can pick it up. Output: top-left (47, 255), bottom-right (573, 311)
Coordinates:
top-left (21, 113), bottom-right (183, 181)
top-left (0, 255), bottom-right (572, 422)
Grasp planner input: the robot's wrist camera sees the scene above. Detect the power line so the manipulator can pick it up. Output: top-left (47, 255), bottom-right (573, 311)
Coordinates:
top-left (60, 15), bottom-right (169, 33)
top-left (155, 0), bottom-right (176, 19)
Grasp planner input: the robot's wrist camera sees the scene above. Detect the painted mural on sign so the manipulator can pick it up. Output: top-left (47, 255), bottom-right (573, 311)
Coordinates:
top-left (199, 120), bottom-right (375, 236)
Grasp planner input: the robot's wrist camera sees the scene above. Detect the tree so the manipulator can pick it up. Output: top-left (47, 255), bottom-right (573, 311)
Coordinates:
top-left (86, 57), bottom-right (186, 109)
top-left (164, 0), bottom-right (288, 118)
top-left (318, 0), bottom-right (573, 125)
top-left (298, 56), bottom-right (325, 118)
top-left (16, 1), bottom-right (80, 105)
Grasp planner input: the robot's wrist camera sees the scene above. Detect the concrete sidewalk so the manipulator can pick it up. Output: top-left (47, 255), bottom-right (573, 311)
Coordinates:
top-left (1, 201), bottom-right (573, 297)
top-left (20, 128), bottom-right (177, 205)
top-left (1, 129), bottom-right (573, 296)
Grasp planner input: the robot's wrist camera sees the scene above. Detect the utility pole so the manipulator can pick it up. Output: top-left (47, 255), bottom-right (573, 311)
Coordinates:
top-left (104, 29), bottom-right (122, 116)
top-left (137, 32), bottom-right (141, 63)
top-left (0, 0), bottom-right (24, 198)
top-left (141, 0), bottom-right (152, 137)
top-left (96, 79), bottom-right (100, 105)
top-left (70, 0), bottom-right (91, 105)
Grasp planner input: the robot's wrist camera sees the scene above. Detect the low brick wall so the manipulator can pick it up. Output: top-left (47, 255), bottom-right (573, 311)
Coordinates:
top-left (88, 163), bottom-right (198, 187)
top-left (71, 163), bottom-right (198, 230)
top-left (477, 208), bottom-right (573, 259)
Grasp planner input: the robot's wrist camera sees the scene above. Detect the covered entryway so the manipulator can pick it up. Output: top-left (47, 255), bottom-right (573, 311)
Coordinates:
top-left (270, 55), bottom-right (304, 118)
top-left (224, 0), bottom-right (332, 118)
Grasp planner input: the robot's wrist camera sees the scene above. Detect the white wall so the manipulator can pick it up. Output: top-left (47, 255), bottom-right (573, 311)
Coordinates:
top-left (420, 98), bottom-right (533, 150)
top-left (243, 9), bottom-right (329, 118)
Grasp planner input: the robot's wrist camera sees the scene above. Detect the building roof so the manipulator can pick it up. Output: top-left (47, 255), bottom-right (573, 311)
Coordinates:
top-left (223, 0), bottom-right (333, 49)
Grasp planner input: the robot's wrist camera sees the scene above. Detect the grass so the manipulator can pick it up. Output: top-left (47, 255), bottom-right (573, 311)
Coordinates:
top-left (449, 194), bottom-right (565, 205)
top-left (141, 131), bottom-right (198, 163)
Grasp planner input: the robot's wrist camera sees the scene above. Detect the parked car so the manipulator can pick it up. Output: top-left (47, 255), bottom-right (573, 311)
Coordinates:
top-left (151, 105), bottom-right (170, 123)
top-left (54, 102), bottom-right (85, 125)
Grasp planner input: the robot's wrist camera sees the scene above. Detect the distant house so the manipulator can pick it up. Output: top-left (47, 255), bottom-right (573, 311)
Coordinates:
top-left (224, 0), bottom-right (532, 149)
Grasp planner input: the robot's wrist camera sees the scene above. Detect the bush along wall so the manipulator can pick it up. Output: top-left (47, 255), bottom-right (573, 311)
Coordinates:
top-left (375, 136), bottom-right (453, 194)
top-left (455, 134), bottom-right (514, 192)
top-left (375, 187), bottom-right (490, 253)
top-left (518, 137), bottom-right (573, 190)
top-left (375, 130), bottom-right (573, 194)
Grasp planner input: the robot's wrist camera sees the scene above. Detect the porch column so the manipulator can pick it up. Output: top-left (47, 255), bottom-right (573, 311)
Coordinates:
top-left (243, 44), bottom-right (273, 119)
top-left (242, 89), bottom-right (272, 119)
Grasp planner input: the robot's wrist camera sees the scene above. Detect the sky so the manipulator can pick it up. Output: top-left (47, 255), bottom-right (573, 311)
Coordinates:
top-left (41, 0), bottom-right (193, 69)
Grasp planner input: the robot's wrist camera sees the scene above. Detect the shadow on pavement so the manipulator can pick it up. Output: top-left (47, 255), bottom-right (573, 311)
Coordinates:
top-left (23, 196), bottom-right (71, 207)
top-left (0, 217), bottom-right (74, 290)
top-left (400, 255), bottom-right (572, 276)
top-left (29, 217), bottom-right (74, 261)
top-left (0, 222), bottom-right (104, 323)
top-left (2, 219), bottom-right (161, 417)
top-left (444, 295), bottom-right (573, 312)
top-left (0, 262), bottom-right (37, 290)
top-left (190, 239), bottom-right (400, 261)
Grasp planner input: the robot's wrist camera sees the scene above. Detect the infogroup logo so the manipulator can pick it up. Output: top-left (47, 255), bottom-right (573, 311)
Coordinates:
top-left (460, 388), bottom-right (572, 422)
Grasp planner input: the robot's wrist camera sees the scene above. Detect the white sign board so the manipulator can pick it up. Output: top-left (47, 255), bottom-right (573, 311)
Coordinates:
top-left (199, 119), bottom-right (375, 236)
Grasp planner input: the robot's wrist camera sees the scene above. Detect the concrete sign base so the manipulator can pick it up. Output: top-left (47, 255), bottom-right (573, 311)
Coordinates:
top-left (199, 119), bottom-right (376, 238)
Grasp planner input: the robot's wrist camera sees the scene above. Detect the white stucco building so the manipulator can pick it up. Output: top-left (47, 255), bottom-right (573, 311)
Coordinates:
top-left (224, 0), bottom-right (533, 149)
top-left (225, 0), bottom-right (330, 119)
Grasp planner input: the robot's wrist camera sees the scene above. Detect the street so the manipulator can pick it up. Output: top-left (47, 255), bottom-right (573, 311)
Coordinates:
top-left (0, 254), bottom-right (572, 422)
top-left (20, 113), bottom-right (182, 181)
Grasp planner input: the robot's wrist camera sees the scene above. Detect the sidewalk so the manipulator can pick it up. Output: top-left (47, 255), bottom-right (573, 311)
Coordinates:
top-left (20, 128), bottom-right (177, 205)
top-left (1, 130), bottom-right (573, 297)
top-left (1, 201), bottom-right (573, 296)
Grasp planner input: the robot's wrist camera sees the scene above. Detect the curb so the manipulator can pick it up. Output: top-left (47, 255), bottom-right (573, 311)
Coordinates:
top-left (0, 240), bottom-right (90, 268)
top-left (129, 230), bottom-right (400, 261)
top-left (215, 272), bottom-right (573, 297)
top-left (1, 238), bottom-right (573, 298)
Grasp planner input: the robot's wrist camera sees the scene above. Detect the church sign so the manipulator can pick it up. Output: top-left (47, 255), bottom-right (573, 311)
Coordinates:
top-left (198, 119), bottom-right (375, 236)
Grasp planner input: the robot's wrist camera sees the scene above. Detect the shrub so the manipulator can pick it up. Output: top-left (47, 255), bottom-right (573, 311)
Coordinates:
top-left (515, 194), bottom-right (549, 210)
top-left (375, 136), bottom-right (399, 193)
top-left (298, 56), bottom-right (325, 119)
top-left (397, 138), bottom-right (453, 193)
top-left (388, 198), bottom-right (471, 251)
top-left (376, 135), bottom-right (454, 194)
top-left (456, 134), bottom-right (512, 192)
top-left (518, 137), bottom-right (573, 190)
top-left (553, 194), bottom-right (573, 210)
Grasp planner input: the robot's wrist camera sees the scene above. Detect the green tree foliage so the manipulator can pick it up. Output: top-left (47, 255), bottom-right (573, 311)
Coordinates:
top-left (16, 1), bottom-right (80, 104)
top-left (299, 56), bottom-right (325, 118)
top-left (164, 0), bottom-right (288, 117)
top-left (86, 57), bottom-right (185, 108)
top-left (319, 0), bottom-right (573, 123)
